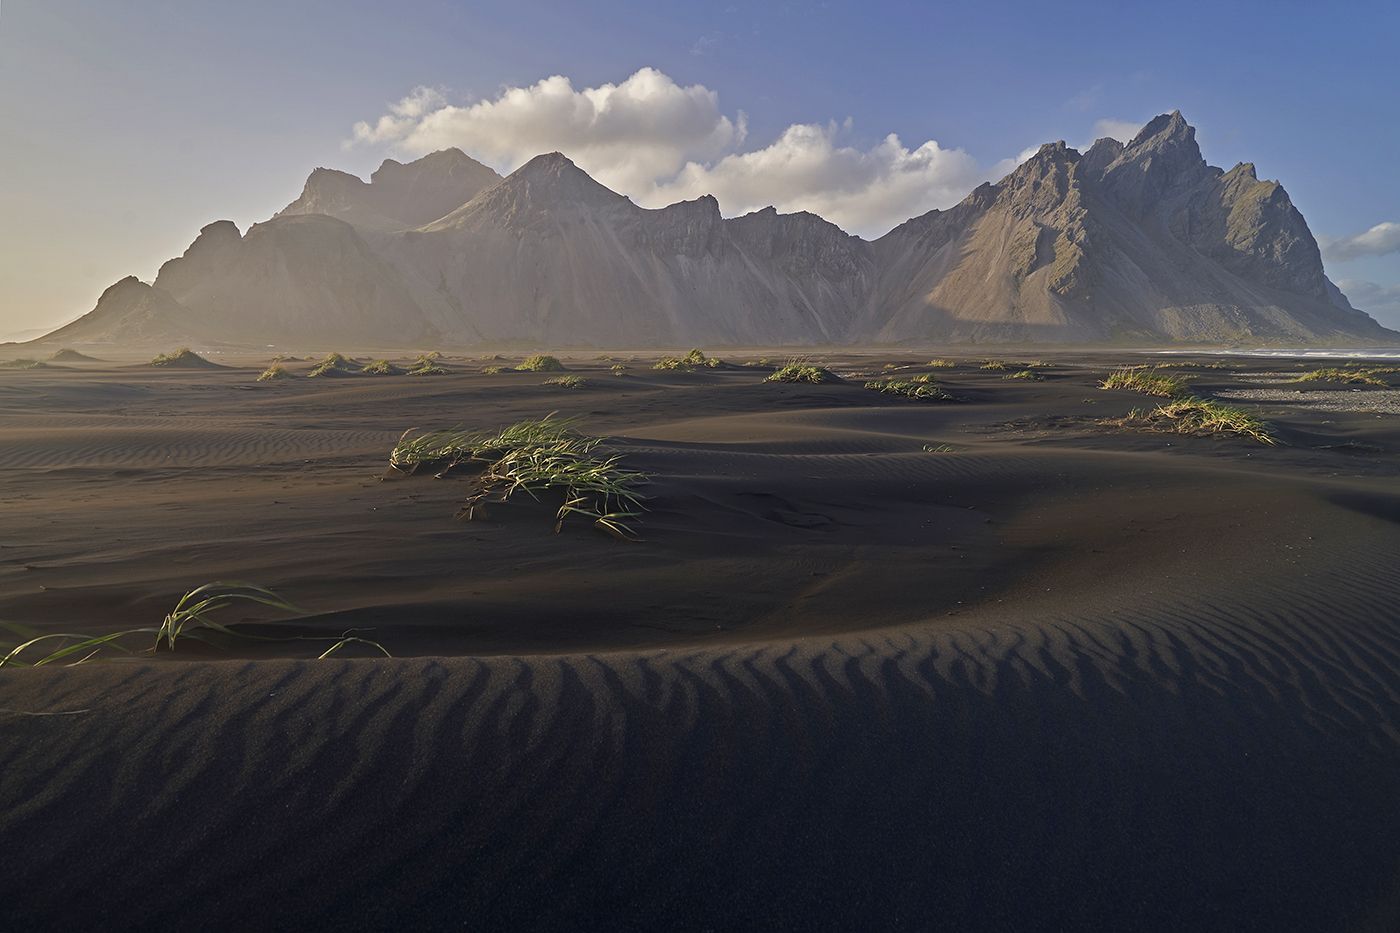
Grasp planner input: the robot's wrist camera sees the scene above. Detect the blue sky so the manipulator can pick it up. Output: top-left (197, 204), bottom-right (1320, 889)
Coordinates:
top-left (3, 0), bottom-right (1399, 333)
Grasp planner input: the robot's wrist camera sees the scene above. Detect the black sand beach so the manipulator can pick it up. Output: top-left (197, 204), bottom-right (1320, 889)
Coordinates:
top-left (2, 352), bottom-right (1398, 930)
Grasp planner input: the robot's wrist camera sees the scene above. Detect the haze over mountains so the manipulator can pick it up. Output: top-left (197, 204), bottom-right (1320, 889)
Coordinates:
top-left (28, 112), bottom-right (1394, 349)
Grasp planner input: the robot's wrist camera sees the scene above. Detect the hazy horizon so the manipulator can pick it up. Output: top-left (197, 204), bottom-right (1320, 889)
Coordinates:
top-left (3, 0), bottom-right (1399, 336)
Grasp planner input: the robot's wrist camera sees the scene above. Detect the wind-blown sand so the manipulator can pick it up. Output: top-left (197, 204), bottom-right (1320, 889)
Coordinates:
top-left (1, 352), bottom-right (1397, 930)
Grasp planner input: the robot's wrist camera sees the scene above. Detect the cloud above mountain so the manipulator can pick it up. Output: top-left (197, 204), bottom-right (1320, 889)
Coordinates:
top-left (350, 68), bottom-right (994, 236)
top-left (1321, 222), bottom-right (1400, 261)
top-left (1338, 279), bottom-right (1400, 325)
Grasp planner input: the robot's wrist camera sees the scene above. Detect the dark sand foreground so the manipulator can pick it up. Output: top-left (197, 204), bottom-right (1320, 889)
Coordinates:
top-left (1, 352), bottom-right (1398, 930)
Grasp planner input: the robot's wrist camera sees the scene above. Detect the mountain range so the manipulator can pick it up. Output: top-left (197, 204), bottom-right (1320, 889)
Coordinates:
top-left (26, 112), bottom-right (1395, 349)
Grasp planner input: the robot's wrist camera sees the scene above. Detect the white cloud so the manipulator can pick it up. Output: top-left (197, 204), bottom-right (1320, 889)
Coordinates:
top-left (349, 67), bottom-right (1022, 236)
top-left (641, 121), bottom-right (984, 235)
top-left (351, 68), bottom-right (743, 196)
top-left (1321, 222), bottom-right (1400, 262)
top-left (1091, 118), bottom-right (1145, 144)
top-left (1338, 279), bottom-right (1400, 325)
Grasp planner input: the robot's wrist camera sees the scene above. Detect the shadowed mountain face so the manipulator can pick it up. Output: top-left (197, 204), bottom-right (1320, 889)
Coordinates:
top-left (36, 115), bottom-right (1395, 348)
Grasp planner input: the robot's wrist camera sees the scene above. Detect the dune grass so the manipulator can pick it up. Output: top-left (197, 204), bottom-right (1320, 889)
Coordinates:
top-left (307, 352), bottom-right (357, 377)
top-left (1100, 366), bottom-right (1189, 397)
top-left (610, 363), bottom-right (627, 376)
top-left (1291, 367), bottom-right (1387, 386)
top-left (481, 365), bottom-right (509, 374)
top-left (1118, 396), bottom-right (1277, 445)
top-left (390, 415), bottom-right (647, 538)
top-left (1005, 369), bottom-right (1044, 381)
top-left (544, 374), bottom-right (586, 388)
top-left (864, 378), bottom-right (953, 400)
top-left (654, 348), bottom-right (722, 371)
top-left (979, 360), bottom-right (1008, 371)
top-left (407, 354), bottom-right (447, 376)
top-left (361, 359), bottom-right (402, 376)
top-left (150, 347), bottom-right (209, 367)
top-left (0, 583), bottom-right (389, 667)
top-left (517, 354), bottom-right (567, 372)
top-left (765, 360), bottom-right (839, 384)
top-left (257, 363), bottom-right (290, 382)
top-left (926, 359), bottom-right (956, 368)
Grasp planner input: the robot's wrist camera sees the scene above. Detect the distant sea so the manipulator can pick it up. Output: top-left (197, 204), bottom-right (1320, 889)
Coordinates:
top-left (1154, 347), bottom-right (1400, 359)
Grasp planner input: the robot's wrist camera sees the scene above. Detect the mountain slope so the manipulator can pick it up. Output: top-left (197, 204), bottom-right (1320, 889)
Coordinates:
top-left (277, 148), bottom-right (501, 232)
top-left (30, 114), bottom-right (1395, 348)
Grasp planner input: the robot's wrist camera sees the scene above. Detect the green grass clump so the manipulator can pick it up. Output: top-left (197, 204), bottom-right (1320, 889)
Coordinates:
top-left (257, 364), bottom-right (289, 382)
top-left (654, 348), bottom-right (722, 371)
top-left (1291, 367), bottom-right (1387, 386)
top-left (361, 360), bottom-right (402, 375)
top-left (0, 583), bottom-right (389, 666)
top-left (517, 354), bottom-right (567, 372)
top-left (610, 363), bottom-right (627, 376)
top-left (1100, 366), bottom-right (1189, 397)
top-left (307, 352), bottom-right (357, 377)
top-left (481, 365), bottom-right (508, 374)
top-left (1005, 369), bottom-right (1043, 381)
top-left (926, 359), bottom-right (956, 368)
top-left (390, 415), bottom-right (647, 538)
top-left (979, 360), bottom-right (1008, 371)
top-left (765, 360), bottom-right (839, 384)
top-left (864, 378), bottom-right (953, 400)
top-left (544, 375), bottom-right (586, 388)
top-left (149, 347), bottom-right (209, 367)
top-left (407, 354), bottom-right (447, 376)
top-left (1122, 396), bottom-right (1276, 446)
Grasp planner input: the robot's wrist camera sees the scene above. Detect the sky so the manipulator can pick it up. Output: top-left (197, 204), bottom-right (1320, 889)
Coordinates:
top-left (3, 0), bottom-right (1399, 336)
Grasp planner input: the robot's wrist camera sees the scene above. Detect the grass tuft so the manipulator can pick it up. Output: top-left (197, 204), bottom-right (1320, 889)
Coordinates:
top-left (1100, 366), bottom-right (1189, 397)
top-left (544, 374), bottom-right (586, 389)
top-left (864, 378), bottom-right (953, 400)
top-left (765, 360), bottom-right (840, 384)
top-left (517, 354), bottom-right (567, 372)
top-left (610, 363), bottom-right (627, 376)
top-left (1116, 396), bottom-right (1276, 445)
top-left (390, 415), bottom-right (647, 538)
top-left (257, 363), bottom-right (290, 382)
top-left (0, 583), bottom-right (387, 666)
top-left (1291, 367), bottom-right (1387, 387)
top-left (307, 352), bottom-right (357, 377)
top-left (1005, 369), bottom-right (1043, 381)
top-left (481, 365), bottom-right (508, 374)
top-left (361, 359), bottom-right (402, 375)
top-left (654, 348), bottom-right (722, 371)
top-left (150, 347), bottom-right (210, 367)
top-left (407, 354), bottom-right (447, 376)
top-left (926, 359), bottom-right (956, 368)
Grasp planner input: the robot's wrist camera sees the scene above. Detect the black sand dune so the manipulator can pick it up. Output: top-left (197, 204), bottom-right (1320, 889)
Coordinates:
top-left (1, 353), bottom-right (1397, 930)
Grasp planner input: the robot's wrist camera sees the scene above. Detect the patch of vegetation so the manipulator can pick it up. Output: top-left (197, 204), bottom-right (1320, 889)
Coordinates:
top-left (517, 354), bottom-right (567, 372)
top-left (926, 359), bottom-right (956, 368)
top-left (1100, 366), bottom-right (1189, 397)
top-left (0, 583), bottom-right (388, 666)
top-left (1117, 396), bottom-right (1276, 446)
top-left (481, 365), bottom-right (508, 374)
top-left (150, 347), bottom-right (211, 368)
top-left (390, 415), bottom-right (647, 538)
top-left (654, 348), bottom-right (722, 371)
top-left (923, 443), bottom-right (957, 453)
top-left (1005, 369), bottom-right (1043, 381)
top-left (764, 360), bottom-right (840, 384)
top-left (864, 378), bottom-right (953, 400)
top-left (307, 352), bottom-right (358, 377)
top-left (361, 360), bottom-right (403, 375)
top-left (979, 360), bottom-right (1008, 371)
top-left (611, 363), bottom-right (627, 376)
top-left (407, 354), bottom-right (447, 376)
top-left (257, 364), bottom-right (290, 382)
top-left (1291, 367), bottom-right (1387, 387)
top-left (544, 374), bottom-right (587, 388)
